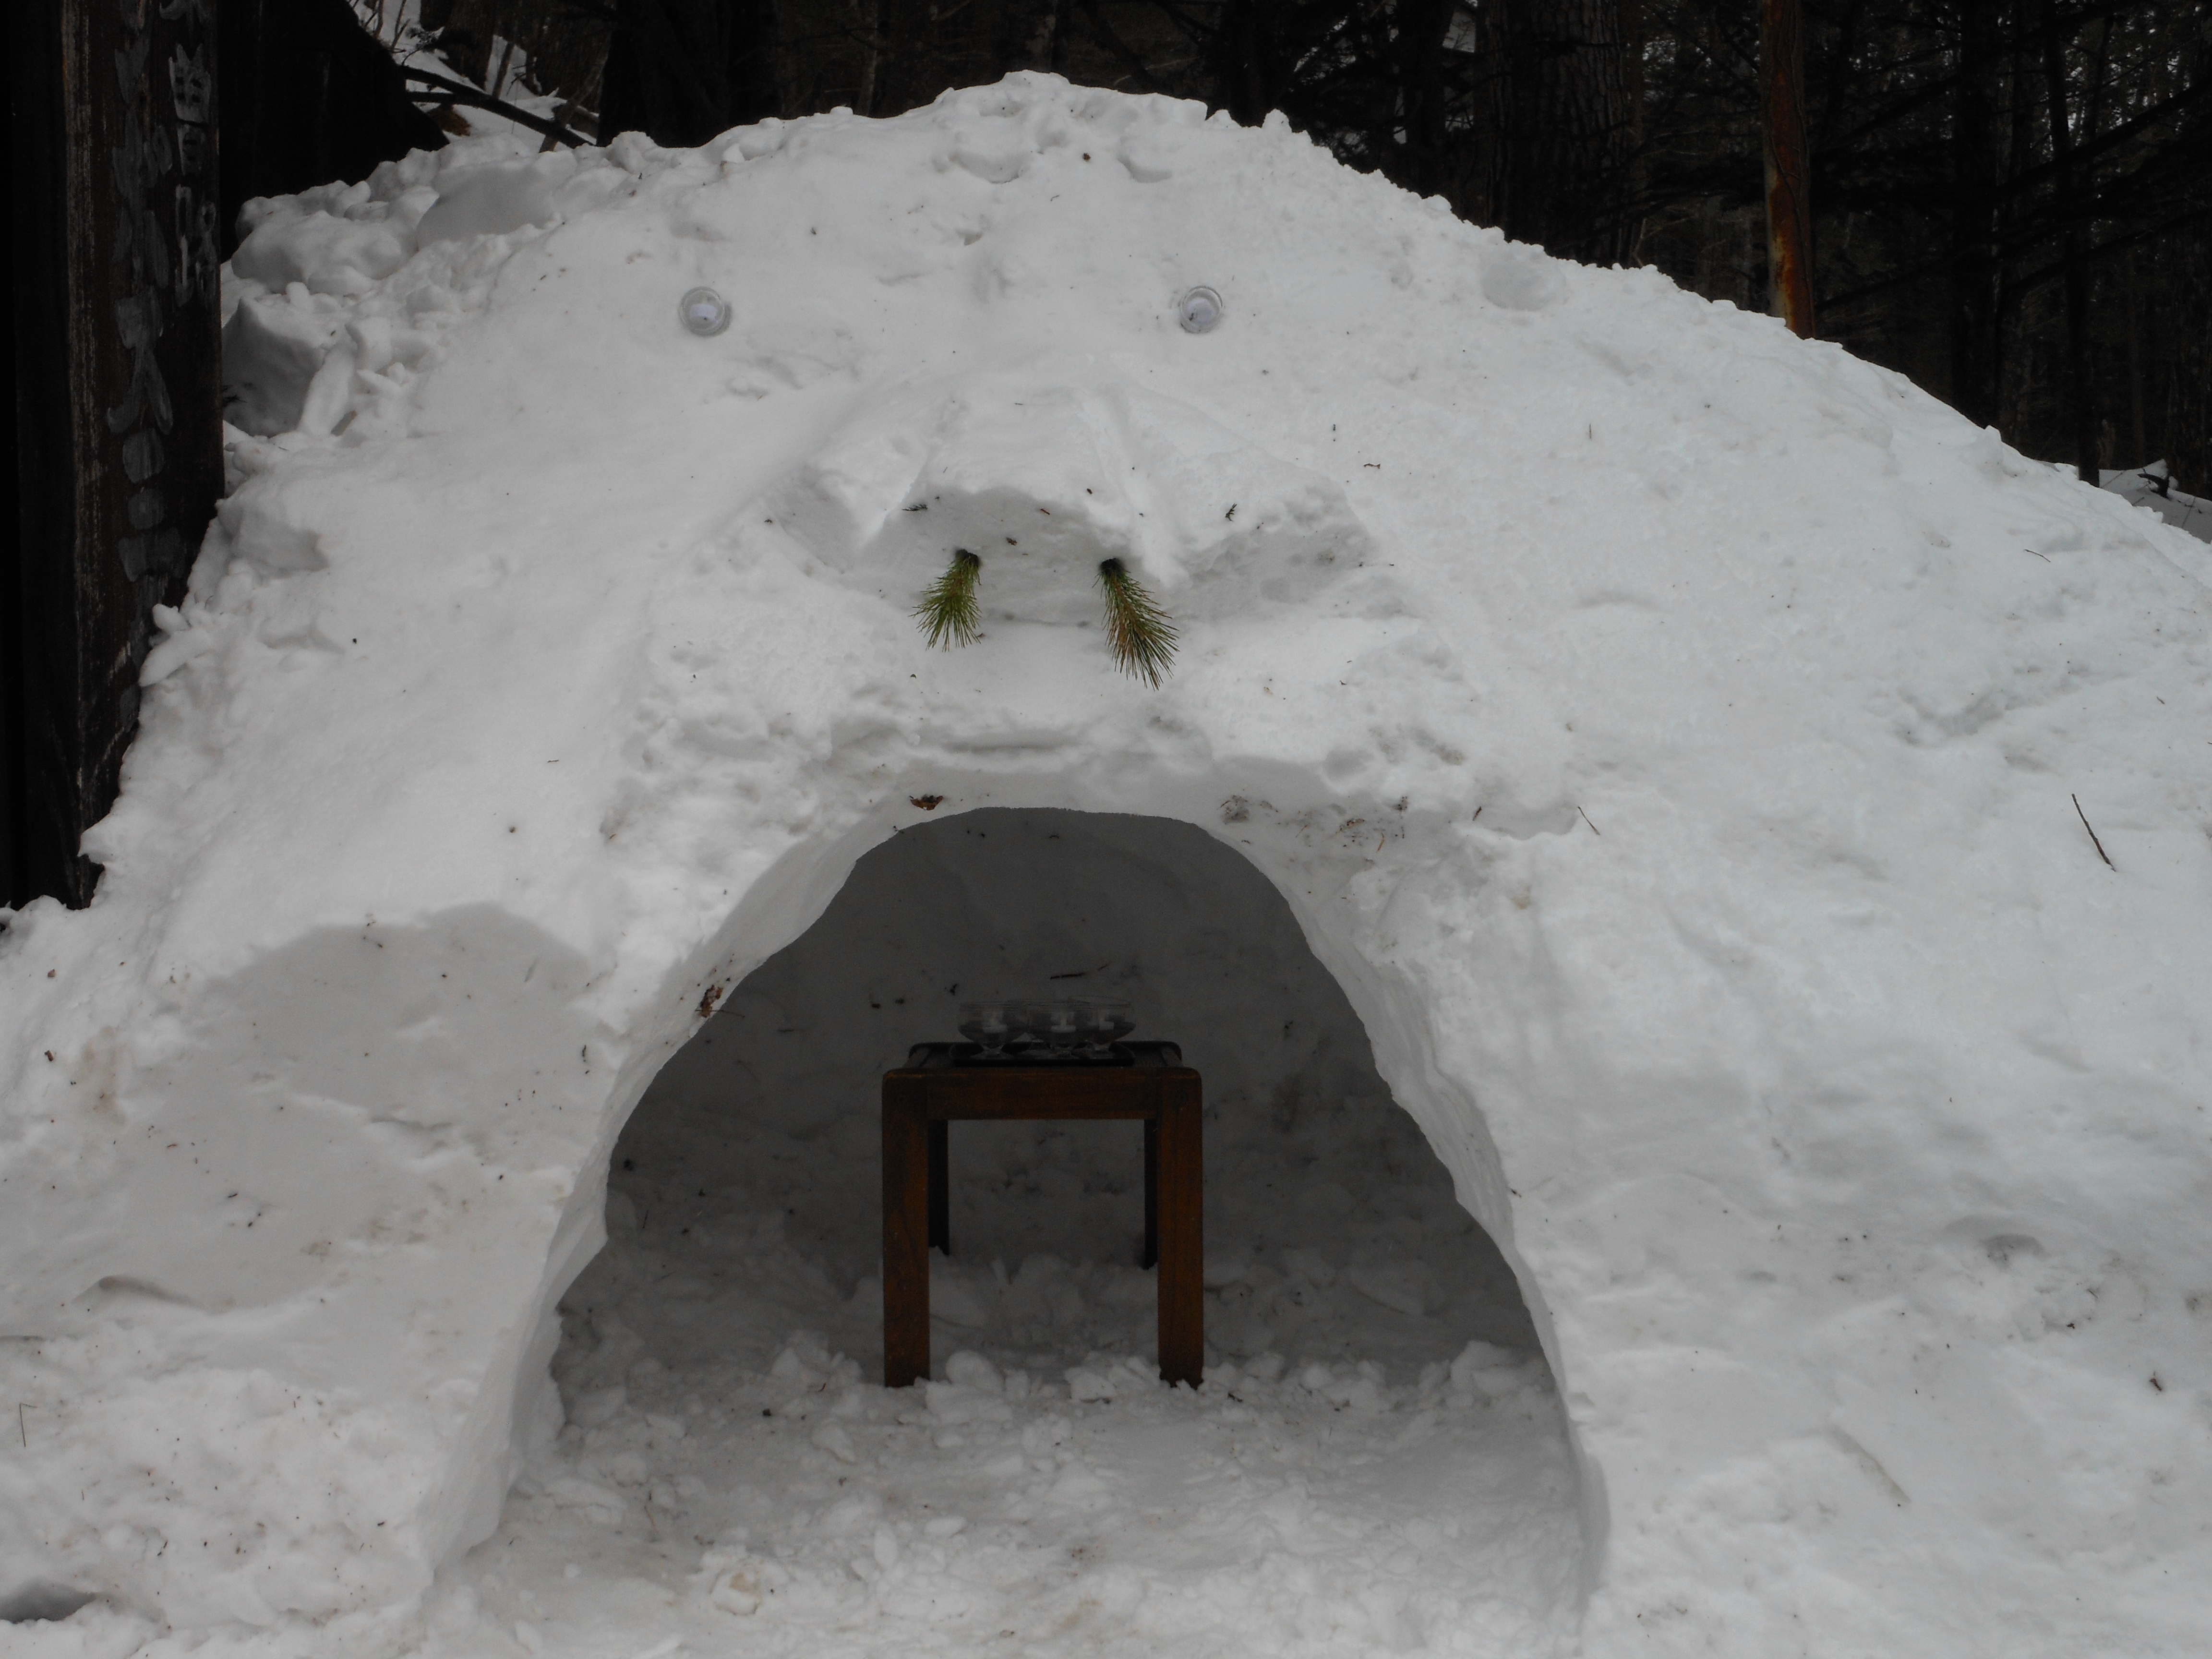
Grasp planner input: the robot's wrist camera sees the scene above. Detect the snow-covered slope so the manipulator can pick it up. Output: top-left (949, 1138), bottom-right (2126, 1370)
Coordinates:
top-left (3, 74), bottom-right (2209, 1656)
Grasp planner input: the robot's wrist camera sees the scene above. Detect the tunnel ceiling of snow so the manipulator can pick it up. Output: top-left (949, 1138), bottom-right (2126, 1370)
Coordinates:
top-left (4, 72), bottom-right (2211, 1659)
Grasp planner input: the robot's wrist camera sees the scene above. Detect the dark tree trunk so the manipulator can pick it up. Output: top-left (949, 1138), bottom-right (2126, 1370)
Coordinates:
top-left (2159, 9), bottom-right (2212, 493)
top-left (1760, 0), bottom-right (1815, 335)
top-left (1013, 0), bottom-right (1072, 74)
top-left (1395, 0), bottom-right (1457, 199)
top-left (218, 0), bottom-right (445, 256)
top-left (2165, 221), bottom-right (2212, 496)
top-left (1197, 0), bottom-right (1281, 128)
top-left (601, 0), bottom-right (723, 144)
top-left (1949, 0), bottom-right (2005, 428)
top-left (1479, 0), bottom-right (1635, 264)
top-left (2124, 246), bottom-right (2146, 459)
top-left (601, 0), bottom-right (781, 145)
top-left (869, 0), bottom-right (936, 117)
top-left (9, 0), bottom-right (224, 908)
top-left (727, 0), bottom-right (781, 123)
top-left (2043, 6), bottom-right (2100, 481)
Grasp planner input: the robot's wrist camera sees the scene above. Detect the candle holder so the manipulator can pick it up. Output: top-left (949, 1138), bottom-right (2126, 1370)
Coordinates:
top-left (955, 1000), bottom-right (1015, 1055)
top-left (1075, 998), bottom-right (1135, 1058)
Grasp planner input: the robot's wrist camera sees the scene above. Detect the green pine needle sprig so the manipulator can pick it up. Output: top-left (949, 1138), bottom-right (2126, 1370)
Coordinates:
top-left (1097, 558), bottom-right (1178, 686)
top-left (914, 550), bottom-right (983, 649)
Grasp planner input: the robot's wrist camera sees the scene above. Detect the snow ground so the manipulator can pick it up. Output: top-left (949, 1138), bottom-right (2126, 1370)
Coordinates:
top-left (436, 1324), bottom-right (1575, 1659)
top-left (423, 810), bottom-right (1581, 1658)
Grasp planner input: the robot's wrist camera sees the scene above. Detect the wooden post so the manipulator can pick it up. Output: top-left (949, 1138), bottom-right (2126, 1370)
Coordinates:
top-left (882, 1076), bottom-right (932, 1388)
top-left (927, 1117), bottom-right (950, 1254)
top-left (8, 0), bottom-right (224, 908)
top-left (1154, 1075), bottom-right (1204, 1387)
top-left (1759, 0), bottom-right (1816, 338)
top-left (1141, 1114), bottom-right (1160, 1270)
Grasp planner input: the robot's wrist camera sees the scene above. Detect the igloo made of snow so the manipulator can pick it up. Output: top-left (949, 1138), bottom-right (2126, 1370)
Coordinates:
top-left (4, 75), bottom-right (2210, 1658)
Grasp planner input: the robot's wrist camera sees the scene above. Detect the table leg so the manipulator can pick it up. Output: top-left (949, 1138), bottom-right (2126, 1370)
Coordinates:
top-left (882, 1081), bottom-right (932, 1388)
top-left (1141, 1116), bottom-right (1159, 1269)
top-left (1155, 1078), bottom-right (1203, 1387)
top-left (928, 1118), bottom-right (950, 1255)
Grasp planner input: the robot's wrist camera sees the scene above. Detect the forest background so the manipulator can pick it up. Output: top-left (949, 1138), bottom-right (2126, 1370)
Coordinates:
top-left (359, 0), bottom-right (2212, 495)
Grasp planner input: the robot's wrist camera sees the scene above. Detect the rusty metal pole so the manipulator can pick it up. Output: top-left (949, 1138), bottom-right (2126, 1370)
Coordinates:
top-left (1760, 0), bottom-right (1816, 337)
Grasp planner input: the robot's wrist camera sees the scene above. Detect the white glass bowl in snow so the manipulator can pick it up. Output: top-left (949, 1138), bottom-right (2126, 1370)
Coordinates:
top-left (679, 287), bottom-right (732, 336)
top-left (1178, 286), bottom-right (1224, 334)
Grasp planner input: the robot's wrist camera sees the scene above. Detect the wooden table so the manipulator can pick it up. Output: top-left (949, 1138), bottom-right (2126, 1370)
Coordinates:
top-left (882, 1041), bottom-right (1202, 1389)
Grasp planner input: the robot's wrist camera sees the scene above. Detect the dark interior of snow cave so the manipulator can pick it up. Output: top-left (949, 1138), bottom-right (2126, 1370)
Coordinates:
top-left (554, 808), bottom-right (1545, 1403)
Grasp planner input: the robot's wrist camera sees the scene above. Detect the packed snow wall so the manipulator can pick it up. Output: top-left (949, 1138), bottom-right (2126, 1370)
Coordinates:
top-left (2, 72), bottom-right (2210, 1658)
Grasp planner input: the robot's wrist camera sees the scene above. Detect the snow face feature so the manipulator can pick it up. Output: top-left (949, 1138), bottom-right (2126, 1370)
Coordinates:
top-left (763, 366), bottom-right (1373, 627)
top-left (678, 287), bottom-right (732, 337)
top-left (1178, 285), bottom-right (1224, 333)
top-left (7, 71), bottom-right (2211, 1659)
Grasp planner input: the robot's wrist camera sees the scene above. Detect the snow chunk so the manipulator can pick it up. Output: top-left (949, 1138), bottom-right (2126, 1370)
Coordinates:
top-left (220, 289), bottom-right (348, 437)
top-left (942, 1350), bottom-right (1004, 1393)
top-left (415, 153), bottom-right (580, 245)
top-left (566, 1385), bottom-right (626, 1428)
top-left (1346, 1260), bottom-right (1441, 1317)
top-left (231, 189), bottom-right (429, 296)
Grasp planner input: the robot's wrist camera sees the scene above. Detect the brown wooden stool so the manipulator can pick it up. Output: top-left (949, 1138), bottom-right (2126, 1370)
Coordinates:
top-left (882, 1041), bottom-right (1202, 1389)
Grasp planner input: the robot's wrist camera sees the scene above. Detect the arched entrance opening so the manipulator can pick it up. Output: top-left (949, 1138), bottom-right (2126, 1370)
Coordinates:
top-left (436, 810), bottom-right (1586, 1652)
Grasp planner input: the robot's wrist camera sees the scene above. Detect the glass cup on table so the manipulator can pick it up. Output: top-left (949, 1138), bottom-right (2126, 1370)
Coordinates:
top-left (956, 1000), bottom-right (1015, 1057)
top-left (1008, 1001), bottom-right (1055, 1056)
top-left (1041, 998), bottom-right (1084, 1054)
top-left (1075, 998), bottom-right (1134, 1058)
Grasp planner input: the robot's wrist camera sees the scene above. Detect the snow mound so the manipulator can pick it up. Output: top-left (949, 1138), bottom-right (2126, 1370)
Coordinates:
top-left (4, 73), bottom-right (2210, 1657)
